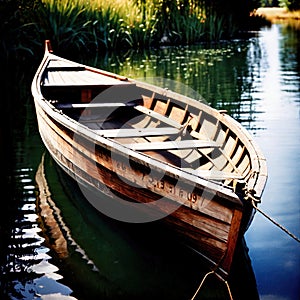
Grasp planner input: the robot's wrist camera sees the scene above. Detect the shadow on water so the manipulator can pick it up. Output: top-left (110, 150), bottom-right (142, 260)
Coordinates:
top-left (35, 151), bottom-right (259, 300)
top-left (1, 166), bottom-right (74, 299)
top-left (0, 55), bottom-right (75, 299)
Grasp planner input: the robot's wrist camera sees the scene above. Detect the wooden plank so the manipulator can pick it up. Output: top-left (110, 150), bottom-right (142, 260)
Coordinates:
top-left (125, 139), bottom-right (220, 151)
top-left (47, 59), bottom-right (78, 68)
top-left (183, 168), bottom-right (243, 180)
top-left (94, 127), bottom-right (179, 138)
top-left (169, 104), bottom-right (188, 124)
top-left (220, 209), bottom-right (243, 272)
top-left (56, 102), bottom-right (134, 109)
top-left (44, 65), bottom-right (132, 87)
top-left (47, 66), bottom-right (86, 71)
top-left (134, 105), bottom-right (183, 129)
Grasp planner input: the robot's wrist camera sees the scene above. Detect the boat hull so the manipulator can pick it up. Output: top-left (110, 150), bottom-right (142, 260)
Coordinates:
top-left (34, 97), bottom-right (244, 276)
top-left (31, 41), bottom-right (267, 277)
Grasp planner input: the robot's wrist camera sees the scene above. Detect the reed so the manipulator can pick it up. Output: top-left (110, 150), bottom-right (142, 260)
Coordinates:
top-left (35, 0), bottom-right (96, 52)
top-left (205, 10), bottom-right (225, 42)
top-left (34, 0), bottom-right (158, 52)
top-left (0, 0), bottom-right (41, 60)
top-left (35, 0), bottom-right (233, 51)
top-left (123, 2), bottom-right (159, 48)
top-left (1, 0), bottom-right (262, 57)
top-left (169, 8), bottom-right (205, 44)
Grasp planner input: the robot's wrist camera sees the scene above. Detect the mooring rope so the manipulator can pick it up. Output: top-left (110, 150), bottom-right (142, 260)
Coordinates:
top-left (190, 271), bottom-right (214, 300)
top-left (224, 280), bottom-right (234, 300)
top-left (245, 192), bottom-right (300, 243)
top-left (190, 270), bottom-right (234, 300)
top-left (251, 199), bottom-right (300, 243)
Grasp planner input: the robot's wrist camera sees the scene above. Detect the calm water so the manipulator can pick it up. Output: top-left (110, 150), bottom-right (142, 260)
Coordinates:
top-left (1, 23), bottom-right (299, 299)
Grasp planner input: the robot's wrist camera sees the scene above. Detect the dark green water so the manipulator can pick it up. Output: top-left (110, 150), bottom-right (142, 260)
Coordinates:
top-left (1, 23), bottom-right (299, 299)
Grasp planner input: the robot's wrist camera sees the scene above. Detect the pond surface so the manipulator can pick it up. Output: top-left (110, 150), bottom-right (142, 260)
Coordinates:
top-left (1, 23), bottom-right (299, 300)
top-left (244, 25), bottom-right (300, 300)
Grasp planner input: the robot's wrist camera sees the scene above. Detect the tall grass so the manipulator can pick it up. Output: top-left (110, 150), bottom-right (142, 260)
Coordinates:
top-left (0, 0), bottom-right (41, 60)
top-left (123, 2), bottom-right (159, 48)
top-left (1, 0), bottom-right (262, 57)
top-left (33, 0), bottom-right (159, 53)
top-left (33, 0), bottom-right (238, 53)
top-left (36, 0), bottom-right (93, 52)
top-left (205, 11), bottom-right (225, 42)
top-left (166, 6), bottom-right (206, 44)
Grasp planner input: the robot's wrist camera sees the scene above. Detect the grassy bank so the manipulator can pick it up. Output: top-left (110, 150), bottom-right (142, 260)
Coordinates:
top-left (33, 0), bottom-right (228, 53)
top-left (253, 7), bottom-right (300, 29)
top-left (1, 0), bottom-right (268, 59)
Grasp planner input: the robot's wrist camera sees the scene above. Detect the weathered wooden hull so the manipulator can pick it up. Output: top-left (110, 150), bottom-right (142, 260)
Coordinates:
top-left (34, 99), bottom-right (242, 275)
top-left (31, 41), bottom-right (267, 277)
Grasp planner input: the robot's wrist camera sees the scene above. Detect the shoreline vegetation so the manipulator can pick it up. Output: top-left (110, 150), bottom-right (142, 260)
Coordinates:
top-left (1, 0), bottom-right (270, 60)
top-left (1, 1), bottom-right (299, 62)
top-left (252, 7), bottom-right (300, 29)
top-left (253, 7), bottom-right (300, 22)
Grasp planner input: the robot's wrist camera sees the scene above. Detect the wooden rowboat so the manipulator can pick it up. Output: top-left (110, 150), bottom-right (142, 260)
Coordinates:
top-left (31, 40), bottom-right (267, 278)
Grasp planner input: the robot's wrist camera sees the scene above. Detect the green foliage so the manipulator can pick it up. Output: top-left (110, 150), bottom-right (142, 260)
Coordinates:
top-left (122, 2), bottom-right (159, 48)
top-left (163, 5), bottom-right (206, 44)
top-left (1, 0), bottom-right (268, 58)
top-left (34, 0), bottom-right (101, 54)
top-left (0, 0), bottom-right (41, 60)
top-left (260, 0), bottom-right (279, 7)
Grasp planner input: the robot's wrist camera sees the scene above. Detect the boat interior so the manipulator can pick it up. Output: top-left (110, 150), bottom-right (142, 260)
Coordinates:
top-left (41, 63), bottom-right (253, 191)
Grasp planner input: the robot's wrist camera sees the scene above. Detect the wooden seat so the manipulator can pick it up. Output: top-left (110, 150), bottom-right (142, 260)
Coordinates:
top-left (56, 102), bottom-right (136, 109)
top-left (183, 168), bottom-right (243, 181)
top-left (134, 105), bottom-right (183, 129)
top-left (47, 66), bottom-right (86, 71)
top-left (124, 139), bottom-right (220, 151)
top-left (94, 127), bottom-right (179, 138)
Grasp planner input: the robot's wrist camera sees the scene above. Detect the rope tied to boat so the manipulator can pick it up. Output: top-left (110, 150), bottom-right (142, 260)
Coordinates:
top-left (190, 270), bottom-right (233, 300)
top-left (245, 189), bottom-right (300, 243)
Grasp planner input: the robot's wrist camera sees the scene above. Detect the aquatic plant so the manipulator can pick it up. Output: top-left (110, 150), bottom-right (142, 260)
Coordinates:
top-left (123, 2), bottom-right (159, 49)
top-left (167, 6), bottom-right (206, 44)
top-left (205, 11), bottom-right (225, 42)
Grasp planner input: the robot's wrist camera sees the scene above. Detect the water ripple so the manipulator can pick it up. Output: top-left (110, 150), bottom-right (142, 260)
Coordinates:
top-left (2, 167), bottom-right (76, 299)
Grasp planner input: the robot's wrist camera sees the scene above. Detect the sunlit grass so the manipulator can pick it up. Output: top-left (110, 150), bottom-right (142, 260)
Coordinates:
top-left (36, 0), bottom-right (231, 52)
top-left (1, 0), bottom-right (256, 58)
top-left (253, 7), bottom-right (300, 29)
